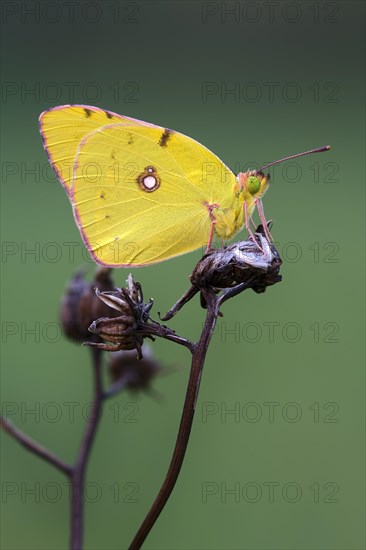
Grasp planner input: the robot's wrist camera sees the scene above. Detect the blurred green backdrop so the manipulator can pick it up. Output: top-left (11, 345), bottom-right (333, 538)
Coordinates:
top-left (1, 1), bottom-right (365, 549)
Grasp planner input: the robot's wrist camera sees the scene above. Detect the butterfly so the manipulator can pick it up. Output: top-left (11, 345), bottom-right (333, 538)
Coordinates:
top-left (39, 104), bottom-right (330, 267)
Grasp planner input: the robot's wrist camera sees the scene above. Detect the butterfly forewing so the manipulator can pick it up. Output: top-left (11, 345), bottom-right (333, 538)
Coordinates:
top-left (71, 123), bottom-right (236, 266)
top-left (39, 106), bottom-right (238, 265)
top-left (39, 105), bottom-right (149, 194)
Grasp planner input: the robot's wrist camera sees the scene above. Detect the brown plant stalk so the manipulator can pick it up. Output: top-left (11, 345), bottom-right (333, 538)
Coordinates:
top-left (127, 229), bottom-right (282, 548)
top-left (128, 276), bottom-right (269, 549)
top-left (70, 347), bottom-right (103, 549)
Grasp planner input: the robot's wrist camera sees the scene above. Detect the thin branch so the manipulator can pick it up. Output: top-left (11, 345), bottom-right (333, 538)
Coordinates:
top-left (1, 347), bottom-right (106, 550)
top-left (0, 416), bottom-right (72, 477)
top-left (159, 285), bottom-right (199, 321)
top-left (128, 287), bottom-right (219, 550)
top-left (70, 347), bottom-right (104, 550)
top-left (218, 278), bottom-right (257, 305)
top-left (138, 322), bottom-right (195, 352)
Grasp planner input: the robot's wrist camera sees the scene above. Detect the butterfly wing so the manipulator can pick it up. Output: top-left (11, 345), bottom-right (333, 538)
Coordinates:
top-left (71, 123), bottom-right (237, 266)
top-left (39, 105), bottom-right (150, 195)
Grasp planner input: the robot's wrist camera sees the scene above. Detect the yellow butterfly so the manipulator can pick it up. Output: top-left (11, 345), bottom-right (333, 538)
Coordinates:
top-left (39, 105), bottom-right (330, 267)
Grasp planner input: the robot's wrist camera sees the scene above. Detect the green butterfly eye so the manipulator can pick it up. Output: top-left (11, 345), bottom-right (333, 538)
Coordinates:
top-left (247, 175), bottom-right (261, 195)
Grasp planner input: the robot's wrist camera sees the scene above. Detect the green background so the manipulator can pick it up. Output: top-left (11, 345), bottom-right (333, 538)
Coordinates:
top-left (1, 1), bottom-right (365, 549)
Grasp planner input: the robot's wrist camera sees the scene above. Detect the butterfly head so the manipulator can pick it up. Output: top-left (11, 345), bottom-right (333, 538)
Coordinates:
top-left (247, 171), bottom-right (270, 198)
top-left (237, 170), bottom-right (270, 202)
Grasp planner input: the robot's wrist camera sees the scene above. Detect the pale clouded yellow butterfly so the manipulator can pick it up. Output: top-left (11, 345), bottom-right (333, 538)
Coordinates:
top-left (39, 105), bottom-right (330, 266)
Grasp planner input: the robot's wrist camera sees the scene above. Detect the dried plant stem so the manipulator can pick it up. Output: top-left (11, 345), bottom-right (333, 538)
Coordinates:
top-left (138, 321), bottom-right (194, 351)
top-left (0, 417), bottom-right (72, 476)
top-left (1, 347), bottom-right (121, 550)
top-left (70, 347), bottom-right (103, 550)
top-left (129, 288), bottom-right (219, 550)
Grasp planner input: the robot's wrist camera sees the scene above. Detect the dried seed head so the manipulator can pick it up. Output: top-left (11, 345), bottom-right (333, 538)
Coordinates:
top-left (60, 266), bottom-right (119, 342)
top-left (190, 225), bottom-right (282, 293)
top-left (89, 315), bottom-right (137, 342)
top-left (86, 274), bottom-right (153, 358)
top-left (108, 345), bottom-right (161, 393)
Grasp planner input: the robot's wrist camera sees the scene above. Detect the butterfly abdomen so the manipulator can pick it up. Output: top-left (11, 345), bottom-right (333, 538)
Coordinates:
top-left (214, 196), bottom-right (245, 240)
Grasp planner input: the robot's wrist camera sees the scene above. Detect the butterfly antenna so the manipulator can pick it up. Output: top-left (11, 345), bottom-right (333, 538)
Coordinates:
top-left (259, 145), bottom-right (331, 172)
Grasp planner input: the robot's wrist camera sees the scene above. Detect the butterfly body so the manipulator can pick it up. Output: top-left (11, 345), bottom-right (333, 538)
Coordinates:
top-left (39, 105), bottom-right (269, 266)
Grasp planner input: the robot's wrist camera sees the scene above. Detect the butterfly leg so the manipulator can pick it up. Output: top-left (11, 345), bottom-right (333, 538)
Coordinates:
top-left (206, 219), bottom-right (217, 253)
top-left (204, 202), bottom-right (219, 253)
top-left (256, 199), bottom-right (273, 242)
top-left (244, 201), bottom-right (263, 250)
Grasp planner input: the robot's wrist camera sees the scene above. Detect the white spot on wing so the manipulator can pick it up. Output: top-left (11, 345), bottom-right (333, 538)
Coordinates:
top-left (143, 175), bottom-right (157, 189)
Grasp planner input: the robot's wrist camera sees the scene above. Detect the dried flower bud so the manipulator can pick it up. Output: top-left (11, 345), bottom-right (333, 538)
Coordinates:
top-left (107, 345), bottom-right (161, 393)
top-left (60, 266), bottom-right (118, 342)
top-left (190, 225), bottom-right (282, 293)
top-left (86, 274), bottom-right (153, 358)
top-left (88, 315), bottom-right (140, 352)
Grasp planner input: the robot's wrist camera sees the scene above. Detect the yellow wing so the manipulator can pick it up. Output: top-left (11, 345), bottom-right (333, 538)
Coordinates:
top-left (39, 105), bottom-right (148, 194)
top-left (71, 123), bottom-right (237, 266)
